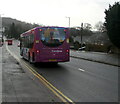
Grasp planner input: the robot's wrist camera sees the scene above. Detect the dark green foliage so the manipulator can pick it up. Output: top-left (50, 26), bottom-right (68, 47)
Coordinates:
top-left (70, 28), bottom-right (80, 37)
top-left (74, 41), bottom-right (80, 50)
top-left (69, 36), bottom-right (74, 45)
top-left (9, 23), bottom-right (17, 38)
top-left (5, 22), bottom-right (27, 39)
top-left (69, 28), bottom-right (92, 37)
top-left (104, 2), bottom-right (120, 48)
top-left (2, 17), bottom-right (40, 39)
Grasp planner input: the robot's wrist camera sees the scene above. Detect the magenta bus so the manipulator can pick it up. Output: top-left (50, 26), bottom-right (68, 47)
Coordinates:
top-left (20, 26), bottom-right (70, 64)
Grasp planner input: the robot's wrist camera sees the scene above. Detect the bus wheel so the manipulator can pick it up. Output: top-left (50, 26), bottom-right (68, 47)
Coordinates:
top-left (32, 52), bottom-right (35, 62)
top-left (54, 62), bottom-right (58, 64)
top-left (29, 53), bottom-right (35, 64)
top-left (51, 62), bottom-right (58, 65)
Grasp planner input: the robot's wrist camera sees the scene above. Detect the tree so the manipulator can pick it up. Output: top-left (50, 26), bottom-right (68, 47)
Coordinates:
top-left (9, 22), bottom-right (17, 38)
top-left (104, 2), bottom-right (120, 48)
top-left (95, 21), bottom-right (106, 32)
top-left (74, 41), bottom-right (80, 50)
top-left (69, 36), bottom-right (74, 45)
top-left (82, 23), bottom-right (92, 36)
top-left (3, 17), bottom-right (41, 39)
top-left (84, 23), bottom-right (92, 30)
top-left (70, 28), bottom-right (80, 37)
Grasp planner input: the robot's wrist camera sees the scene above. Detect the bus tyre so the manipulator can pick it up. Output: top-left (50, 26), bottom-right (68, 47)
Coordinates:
top-left (29, 53), bottom-right (35, 64)
top-left (51, 62), bottom-right (58, 65)
top-left (32, 52), bottom-right (35, 62)
top-left (54, 62), bottom-right (58, 65)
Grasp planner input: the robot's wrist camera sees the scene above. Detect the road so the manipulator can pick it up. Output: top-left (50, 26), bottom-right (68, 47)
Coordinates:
top-left (0, 47), bottom-right (2, 103)
top-left (4, 40), bottom-right (118, 102)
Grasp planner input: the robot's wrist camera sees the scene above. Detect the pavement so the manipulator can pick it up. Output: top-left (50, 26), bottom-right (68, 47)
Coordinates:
top-left (70, 50), bottom-right (120, 67)
top-left (0, 47), bottom-right (2, 104)
top-left (2, 45), bottom-right (61, 103)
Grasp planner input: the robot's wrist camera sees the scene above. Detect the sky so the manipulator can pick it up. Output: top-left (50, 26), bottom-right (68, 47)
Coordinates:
top-left (0, 0), bottom-right (119, 28)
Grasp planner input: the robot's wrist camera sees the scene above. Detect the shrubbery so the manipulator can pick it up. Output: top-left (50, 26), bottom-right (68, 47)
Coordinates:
top-left (104, 2), bottom-right (120, 48)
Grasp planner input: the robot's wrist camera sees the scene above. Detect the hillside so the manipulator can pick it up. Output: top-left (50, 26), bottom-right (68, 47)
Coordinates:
top-left (2, 17), bottom-right (39, 30)
top-left (2, 17), bottom-right (40, 39)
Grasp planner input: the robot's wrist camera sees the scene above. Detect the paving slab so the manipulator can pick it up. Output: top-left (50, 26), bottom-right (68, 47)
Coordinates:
top-left (70, 50), bottom-right (120, 67)
top-left (0, 47), bottom-right (2, 103)
top-left (2, 46), bottom-right (61, 103)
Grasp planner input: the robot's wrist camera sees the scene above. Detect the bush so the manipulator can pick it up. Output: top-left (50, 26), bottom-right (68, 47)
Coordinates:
top-left (74, 41), bottom-right (80, 50)
top-left (104, 2), bottom-right (120, 48)
top-left (86, 43), bottom-right (120, 54)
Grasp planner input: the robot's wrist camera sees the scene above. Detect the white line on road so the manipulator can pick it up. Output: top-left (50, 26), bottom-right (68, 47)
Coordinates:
top-left (78, 68), bottom-right (85, 72)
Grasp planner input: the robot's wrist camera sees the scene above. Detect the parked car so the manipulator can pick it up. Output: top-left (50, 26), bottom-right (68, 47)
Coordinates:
top-left (0, 42), bottom-right (3, 47)
top-left (7, 39), bottom-right (13, 45)
top-left (17, 42), bottom-right (20, 47)
top-left (0, 38), bottom-right (3, 46)
top-left (78, 46), bottom-right (86, 51)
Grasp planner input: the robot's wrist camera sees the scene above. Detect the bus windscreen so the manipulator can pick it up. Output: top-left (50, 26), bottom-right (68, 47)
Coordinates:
top-left (39, 28), bottom-right (66, 47)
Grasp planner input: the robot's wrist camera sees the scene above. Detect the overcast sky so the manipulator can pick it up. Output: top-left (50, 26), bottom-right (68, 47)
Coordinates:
top-left (0, 0), bottom-right (119, 28)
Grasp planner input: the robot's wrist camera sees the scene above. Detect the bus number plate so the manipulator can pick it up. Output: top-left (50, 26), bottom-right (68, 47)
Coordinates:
top-left (49, 59), bottom-right (57, 61)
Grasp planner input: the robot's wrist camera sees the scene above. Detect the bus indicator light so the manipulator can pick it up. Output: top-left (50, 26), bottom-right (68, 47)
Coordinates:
top-left (64, 29), bottom-right (67, 32)
top-left (36, 40), bottom-right (39, 43)
top-left (40, 29), bottom-right (42, 31)
top-left (66, 38), bottom-right (69, 43)
top-left (31, 30), bottom-right (34, 34)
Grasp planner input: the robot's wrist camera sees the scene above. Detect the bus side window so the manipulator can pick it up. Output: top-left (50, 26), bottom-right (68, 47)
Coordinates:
top-left (29, 34), bottom-right (34, 48)
top-left (22, 37), bottom-right (25, 47)
top-left (25, 36), bottom-right (27, 48)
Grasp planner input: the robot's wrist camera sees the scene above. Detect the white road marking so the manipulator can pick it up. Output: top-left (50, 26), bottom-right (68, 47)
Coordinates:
top-left (78, 68), bottom-right (85, 72)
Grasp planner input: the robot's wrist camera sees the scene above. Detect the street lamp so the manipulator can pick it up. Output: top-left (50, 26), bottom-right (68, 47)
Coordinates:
top-left (81, 23), bottom-right (83, 48)
top-left (0, 14), bottom-right (4, 29)
top-left (0, 14), bottom-right (4, 43)
top-left (66, 17), bottom-right (70, 28)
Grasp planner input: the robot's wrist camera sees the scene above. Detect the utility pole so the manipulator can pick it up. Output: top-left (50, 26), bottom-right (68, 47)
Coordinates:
top-left (66, 17), bottom-right (70, 28)
top-left (0, 14), bottom-right (4, 43)
top-left (81, 23), bottom-right (83, 48)
top-left (0, 15), bottom-right (2, 35)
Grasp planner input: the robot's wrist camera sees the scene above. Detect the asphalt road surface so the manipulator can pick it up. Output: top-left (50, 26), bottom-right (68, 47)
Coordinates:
top-left (4, 40), bottom-right (119, 102)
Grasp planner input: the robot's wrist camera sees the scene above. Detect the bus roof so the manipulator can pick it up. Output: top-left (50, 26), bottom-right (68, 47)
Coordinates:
top-left (36, 26), bottom-right (68, 29)
top-left (20, 26), bottom-right (68, 37)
